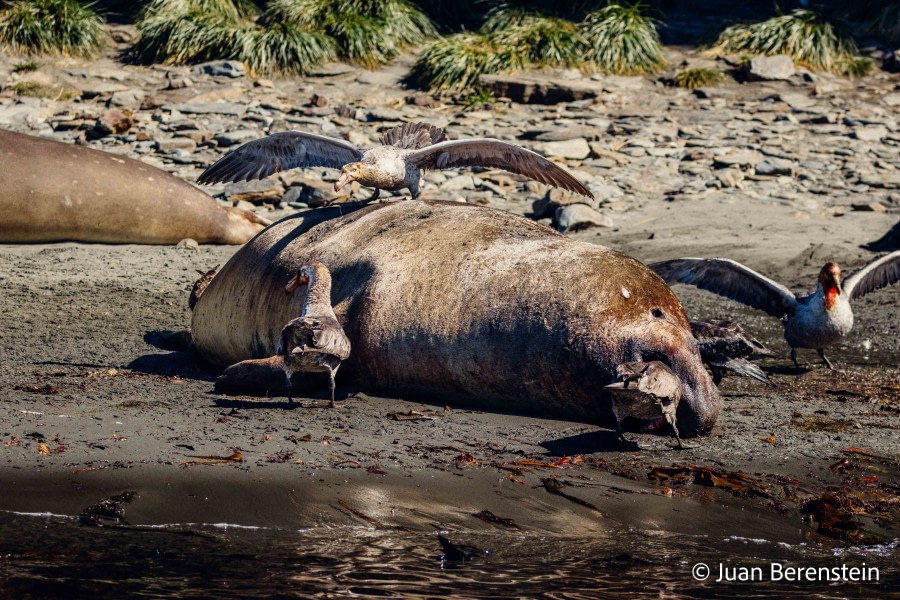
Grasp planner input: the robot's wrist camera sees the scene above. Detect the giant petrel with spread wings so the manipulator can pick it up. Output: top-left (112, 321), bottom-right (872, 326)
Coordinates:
top-left (198, 122), bottom-right (593, 201)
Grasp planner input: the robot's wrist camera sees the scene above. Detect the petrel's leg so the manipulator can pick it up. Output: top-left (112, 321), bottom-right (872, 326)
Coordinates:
top-left (790, 348), bottom-right (800, 372)
top-left (285, 371), bottom-right (293, 405)
top-left (667, 417), bottom-right (692, 450)
top-left (817, 349), bottom-right (835, 370)
top-left (711, 366), bottom-right (723, 386)
top-left (365, 188), bottom-right (380, 202)
top-left (328, 369), bottom-right (336, 409)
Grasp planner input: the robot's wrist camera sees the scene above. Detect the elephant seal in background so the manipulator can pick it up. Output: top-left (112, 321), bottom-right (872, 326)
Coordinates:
top-left (0, 130), bottom-right (268, 244)
top-left (193, 200), bottom-right (719, 435)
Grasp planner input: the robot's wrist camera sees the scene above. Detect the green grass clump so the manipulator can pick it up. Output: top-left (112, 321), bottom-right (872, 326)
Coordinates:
top-left (487, 12), bottom-right (587, 68)
top-left (410, 1), bottom-right (662, 91)
top-left (13, 60), bottom-right (39, 72)
top-left (712, 9), bottom-right (860, 74)
top-left (11, 80), bottom-right (77, 99)
top-left (265, 0), bottom-right (434, 68)
top-left (674, 67), bottom-right (724, 89)
top-left (244, 20), bottom-right (335, 76)
top-left (580, 3), bottom-right (664, 75)
top-left (408, 32), bottom-right (522, 91)
top-left (843, 56), bottom-right (874, 78)
top-left (0, 0), bottom-right (106, 57)
top-left (132, 0), bottom-right (334, 75)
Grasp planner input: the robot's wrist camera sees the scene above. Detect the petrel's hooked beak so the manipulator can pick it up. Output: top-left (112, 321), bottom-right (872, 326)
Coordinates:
top-left (285, 274), bottom-right (309, 294)
top-left (334, 170), bottom-right (353, 192)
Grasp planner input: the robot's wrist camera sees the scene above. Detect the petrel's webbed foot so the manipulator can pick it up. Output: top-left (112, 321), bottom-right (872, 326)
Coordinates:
top-left (817, 349), bottom-right (835, 370)
top-left (666, 421), bottom-right (693, 450)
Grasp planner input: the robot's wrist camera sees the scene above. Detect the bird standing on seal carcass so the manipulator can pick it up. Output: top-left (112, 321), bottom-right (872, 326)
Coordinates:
top-left (197, 122), bottom-right (594, 201)
top-left (278, 261), bottom-right (351, 407)
top-left (605, 361), bottom-right (690, 450)
top-left (651, 252), bottom-right (900, 370)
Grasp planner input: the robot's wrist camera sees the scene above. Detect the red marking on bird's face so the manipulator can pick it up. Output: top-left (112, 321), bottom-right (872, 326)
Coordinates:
top-left (818, 262), bottom-right (842, 309)
top-left (285, 272), bottom-right (311, 294)
top-left (824, 287), bottom-right (838, 310)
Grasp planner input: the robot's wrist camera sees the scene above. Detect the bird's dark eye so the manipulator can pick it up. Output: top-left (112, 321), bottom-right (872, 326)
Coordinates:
top-left (651, 308), bottom-right (664, 319)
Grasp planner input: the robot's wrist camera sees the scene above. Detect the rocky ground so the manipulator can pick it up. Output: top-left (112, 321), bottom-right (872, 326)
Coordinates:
top-left (0, 41), bottom-right (898, 557)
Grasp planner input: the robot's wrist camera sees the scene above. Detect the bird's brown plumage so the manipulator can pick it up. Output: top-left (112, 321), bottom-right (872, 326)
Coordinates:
top-left (197, 122), bottom-right (593, 200)
top-left (278, 261), bottom-right (351, 407)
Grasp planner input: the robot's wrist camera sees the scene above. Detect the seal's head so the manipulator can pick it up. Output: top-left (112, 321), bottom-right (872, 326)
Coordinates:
top-left (610, 287), bottom-right (719, 438)
top-left (334, 163), bottom-right (364, 192)
top-left (817, 262), bottom-right (842, 310)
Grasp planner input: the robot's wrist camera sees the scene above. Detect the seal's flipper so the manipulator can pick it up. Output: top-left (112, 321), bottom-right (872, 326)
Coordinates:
top-left (216, 356), bottom-right (289, 394)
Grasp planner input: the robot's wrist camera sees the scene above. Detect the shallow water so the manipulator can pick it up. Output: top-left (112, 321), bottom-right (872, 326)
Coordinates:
top-left (1, 512), bottom-right (896, 598)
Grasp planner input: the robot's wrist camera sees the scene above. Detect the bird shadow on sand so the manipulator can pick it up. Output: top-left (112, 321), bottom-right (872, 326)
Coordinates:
top-left (541, 429), bottom-right (635, 455)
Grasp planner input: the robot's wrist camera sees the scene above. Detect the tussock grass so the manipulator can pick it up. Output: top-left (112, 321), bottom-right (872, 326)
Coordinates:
top-left (488, 13), bottom-right (587, 68)
top-left (674, 67), bottom-right (724, 89)
top-left (0, 0), bottom-right (106, 57)
top-left (245, 21), bottom-right (335, 76)
top-left (266, 0), bottom-right (434, 68)
top-left (12, 60), bottom-right (40, 72)
top-left (712, 9), bottom-right (863, 75)
top-left (411, 1), bottom-right (663, 91)
top-left (132, 0), bottom-right (334, 75)
top-left (408, 32), bottom-right (522, 91)
top-left (580, 3), bottom-right (664, 75)
top-left (11, 80), bottom-right (78, 99)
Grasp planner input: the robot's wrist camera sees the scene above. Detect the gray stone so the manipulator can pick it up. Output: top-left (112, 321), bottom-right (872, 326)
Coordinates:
top-left (531, 126), bottom-right (598, 142)
top-left (441, 175), bottom-right (476, 191)
top-left (858, 171), bottom-right (900, 189)
top-left (853, 126), bottom-right (888, 142)
top-left (748, 55), bottom-right (795, 81)
top-left (755, 158), bottom-right (795, 176)
top-left (213, 129), bottom-right (261, 147)
top-left (164, 102), bottom-right (247, 116)
top-left (224, 178), bottom-right (286, 203)
top-left (714, 150), bottom-right (763, 167)
top-left (155, 137), bottom-right (196, 151)
top-left (109, 89), bottom-right (146, 109)
top-left (555, 204), bottom-right (613, 232)
top-left (192, 60), bottom-right (246, 78)
top-left (478, 73), bottom-right (603, 104)
top-left (537, 138), bottom-right (590, 160)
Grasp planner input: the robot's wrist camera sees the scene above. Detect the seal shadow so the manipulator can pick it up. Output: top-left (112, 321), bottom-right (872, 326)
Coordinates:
top-left (128, 331), bottom-right (219, 381)
top-left (541, 430), bottom-right (633, 455)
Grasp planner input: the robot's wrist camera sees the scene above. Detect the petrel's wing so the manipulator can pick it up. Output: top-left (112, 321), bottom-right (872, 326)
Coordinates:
top-left (407, 139), bottom-right (594, 199)
top-left (198, 131), bottom-right (362, 184)
top-left (650, 258), bottom-right (798, 318)
top-left (842, 251), bottom-right (900, 300)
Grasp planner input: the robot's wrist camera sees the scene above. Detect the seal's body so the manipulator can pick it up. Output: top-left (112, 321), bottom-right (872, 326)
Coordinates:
top-left (193, 201), bottom-right (719, 435)
top-left (0, 130), bottom-right (267, 244)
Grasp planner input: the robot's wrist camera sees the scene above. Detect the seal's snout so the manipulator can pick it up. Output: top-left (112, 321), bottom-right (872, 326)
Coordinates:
top-left (672, 345), bottom-right (720, 437)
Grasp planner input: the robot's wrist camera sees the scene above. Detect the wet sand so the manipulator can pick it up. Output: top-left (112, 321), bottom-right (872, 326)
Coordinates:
top-left (1, 198), bottom-right (897, 555)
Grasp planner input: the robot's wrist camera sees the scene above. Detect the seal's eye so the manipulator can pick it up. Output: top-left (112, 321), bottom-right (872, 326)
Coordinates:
top-left (651, 308), bottom-right (664, 319)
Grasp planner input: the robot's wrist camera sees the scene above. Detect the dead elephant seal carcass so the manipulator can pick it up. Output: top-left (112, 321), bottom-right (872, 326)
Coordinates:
top-left (192, 200), bottom-right (720, 436)
top-left (0, 130), bottom-right (268, 244)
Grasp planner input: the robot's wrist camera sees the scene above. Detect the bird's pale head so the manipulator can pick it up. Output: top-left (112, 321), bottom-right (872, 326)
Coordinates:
top-left (334, 163), bottom-right (363, 192)
top-left (818, 262), bottom-right (842, 309)
top-left (285, 264), bottom-right (313, 294)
